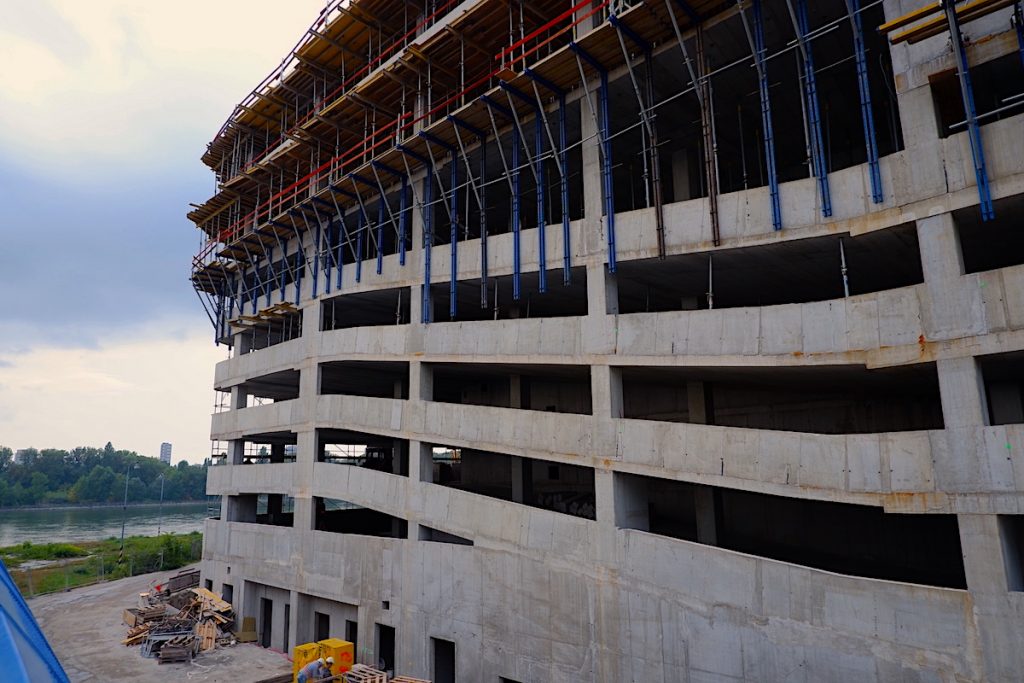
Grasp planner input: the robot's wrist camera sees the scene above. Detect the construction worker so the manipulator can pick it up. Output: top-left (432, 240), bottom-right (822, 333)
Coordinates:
top-left (297, 656), bottom-right (334, 682)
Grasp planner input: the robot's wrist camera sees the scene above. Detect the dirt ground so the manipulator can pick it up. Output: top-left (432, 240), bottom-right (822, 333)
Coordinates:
top-left (28, 564), bottom-right (293, 683)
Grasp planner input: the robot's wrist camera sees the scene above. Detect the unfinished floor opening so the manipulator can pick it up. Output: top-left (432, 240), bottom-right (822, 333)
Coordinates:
top-left (930, 52), bottom-right (1024, 139)
top-left (316, 428), bottom-right (408, 476)
top-left (314, 497), bottom-right (407, 538)
top-left (614, 472), bottom-right (965, 588)
top-left (427, 266), bottom-right (588, 322)
top-left (955, 194), bottom-right (1024, 274)
top-left (230, 369), bottom-right (300, 408)
top-left (614, 225), bottom-right (922, 313)
top-left (227, 493), bottom-right (294, 527)
top-left (427, 444), bottom-right (595, 520)
top-left (418, 525), bottom-right (473, 546)
top-left (235, 431), bottom-right (298, 464)
top-left (979, 351), bottom-right (1024, 425)
top-left (319, 360), bottom-right (409, 399)
top-left (427, 362), bottom-right (592, 415)
top-left (619, 362), bottom-right (943, 434)
top-left (321, 286), bottom-right (411, 331)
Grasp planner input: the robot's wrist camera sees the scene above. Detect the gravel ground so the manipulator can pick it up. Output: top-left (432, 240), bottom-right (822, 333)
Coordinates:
top-left (28, 565), bottom-right (292, 683)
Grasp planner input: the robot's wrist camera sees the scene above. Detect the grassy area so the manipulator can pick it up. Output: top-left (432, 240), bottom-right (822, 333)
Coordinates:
top-left (1, 532), bottom-right (202, 597)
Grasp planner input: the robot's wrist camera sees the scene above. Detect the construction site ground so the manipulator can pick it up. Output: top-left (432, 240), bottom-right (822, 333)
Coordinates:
top-left (28, 564), bottom-right (292, 683)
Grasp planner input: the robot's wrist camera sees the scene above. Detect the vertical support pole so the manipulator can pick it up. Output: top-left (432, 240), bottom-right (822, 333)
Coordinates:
top-left (423, 171), bottom-right (434, 322)
top-left (845, 0), bottom-right (884, 204)
top-left (266, 247), bottom-right (274, 307)
top-left (480, 136), bottom-right (489, 307)
top-left (279, 245), bottom-right (287, 304)
top-left (293, 244), bottom-right (302, 306)
top-left (324, 219), bottom-right (332, 295)
top-left (599, 69), bottom-right (616, 272)
top-left (376, 195), bottom-right (385, 275)
top-left (336, 214), bottom-right (346, 291)
top-left (740, 0), bottom-right (783, 230)
top-left (558, 94), bottom-right (571, 285)
top-left (449, 155), bottom-right (459, 318)
top-left (312, 221), bottom-right (321, 298)
top-left (355, 210), bottom-right (364, 283)
top-left (944, 0), bottom-right (995, 221)
top-left (512, 125), bottom-right (522, 299)
top-left (536, 109), bottom-right (547, 293)
top-left (399, 177), bottom-right (408, 266)
top-left (790, 0), bottom-right (832, 217)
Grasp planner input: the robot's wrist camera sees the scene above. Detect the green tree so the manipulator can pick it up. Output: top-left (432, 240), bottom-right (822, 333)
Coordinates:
top-left (0, 446), bottom-right (12, 472)
top-left (70, 465), bottom-right (117, 503)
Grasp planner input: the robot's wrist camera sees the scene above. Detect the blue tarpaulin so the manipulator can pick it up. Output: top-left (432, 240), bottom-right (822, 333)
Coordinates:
top-left (0, 559), bottom-right (69, 682)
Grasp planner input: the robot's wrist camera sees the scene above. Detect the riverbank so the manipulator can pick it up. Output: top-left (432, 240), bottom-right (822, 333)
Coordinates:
top-left (0, 500), bottom-right (208, 512)
top-left (2, 531), bottom-right (202, 597)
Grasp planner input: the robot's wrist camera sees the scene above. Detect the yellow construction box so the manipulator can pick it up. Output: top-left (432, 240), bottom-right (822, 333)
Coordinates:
top-left (319, 637), bottom-right (355, 676)
top-left (293, 642), bottom-right (321, 681)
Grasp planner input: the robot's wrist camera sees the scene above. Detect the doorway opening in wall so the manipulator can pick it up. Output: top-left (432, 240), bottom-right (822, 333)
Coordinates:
top-left (315, 611), bottom-right (330, 642)
top-left (222, 583), bottom-right (234, 606)
top-left (345, 620), bottom-right (358, 658)
top-left (978, 350), bottom-right (1024, 426)
top-left (376, 624), bottom-right (395, 674)
top-left (955, 195), bottom-right (1024, 274)
top-left (260, 598), bottom-right (273, 648)
top-left (999, 515), bottom-right (1024, 591)
top-left (432, 637), bottom-right (455, 683)
top-left (284, 603), bottom-right (290, 653)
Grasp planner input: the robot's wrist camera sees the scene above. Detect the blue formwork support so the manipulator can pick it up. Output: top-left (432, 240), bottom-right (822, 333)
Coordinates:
top-left (312, 221), bottom-right (321, 298)
top-left (526, 67), bottom-right (572, 286)
top-left (293, 246), bottom-right (302, 306)
top-left (479, 136), bottom-right (489, 306)
top-left (512, 124), bottom-right (522, 300)
top-left (399, 177), bottom-right (409, 265)
top-left (846, 0), bottom-right (884, 204)
top-left (279, 247), bottom-right (287, 303)
top-left (266, 247), bottom-right (274, 306)
top-left (336, 215), bottom-right (346, 290)
top-left (376, 194), bottom-right (385, 275)
top-left (944, 1), bottom-right (995, 221)
top-left (397, 144), bottom-right (435, 323)
top-left (420, 131), bottom-right (460, 318)
top-left (1016, 1), bottom-right (1024, 67)
top-left (355, 209), bottom-right (364, 283)
top-left (570, 42), bottom-right (616, 272)
top-left (752, 0), bottom-right (782, 230)
top-left (795, 0), bottom-right (832, 217)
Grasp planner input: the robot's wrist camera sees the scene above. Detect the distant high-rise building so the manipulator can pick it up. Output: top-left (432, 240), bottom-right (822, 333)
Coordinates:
top-left (159, 442), bottom-right (172, 465)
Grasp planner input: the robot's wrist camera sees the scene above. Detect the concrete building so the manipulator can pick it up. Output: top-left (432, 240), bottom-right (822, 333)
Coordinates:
top-left (159, 442), bottom-right (172, 465)
top-left (188, 1), bottom-right (1024, 680)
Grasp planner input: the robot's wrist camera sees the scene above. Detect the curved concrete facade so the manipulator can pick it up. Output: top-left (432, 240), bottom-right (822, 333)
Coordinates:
top-left (193, 0), bottom-right (1024, 680)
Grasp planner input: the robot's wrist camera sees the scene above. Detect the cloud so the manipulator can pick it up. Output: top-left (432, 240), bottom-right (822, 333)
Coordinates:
top-left (0, 326), bottom-right (225, 461)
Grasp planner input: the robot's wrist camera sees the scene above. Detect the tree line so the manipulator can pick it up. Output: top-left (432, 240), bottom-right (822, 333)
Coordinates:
top-left (0, 443), bottom-right (208, 507)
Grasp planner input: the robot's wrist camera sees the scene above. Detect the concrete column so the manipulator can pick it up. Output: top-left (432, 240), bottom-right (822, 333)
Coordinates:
top-left (586, 261), bottom-right (617, 316)
top-left (411, 441), bottom-right (432, 483)
top-left (613, 472), bottom-right (648, 531)
top-left (231, 385), bottom-right (247, 410)
top-left (235, 332), bottom-right (252, 355)
top-left (916, 213), bottom-right (985, 340)
top-left (509, 374), bottom-right (522, 409)
top-left (937, 357), bottom-right (989, 429)
top-left (694, 488), bottom-right (717, 545)
top-left (510, 457), bottom-right (525, 503)
top-left (229, 439), bottom-right (245, 466)
top-left (288, 590), bottom-right (301, 653)
top-left (687, 381), bottom-right (710, 424)
top-left (412, 361), bottom-right (433, 401)
top-left (270, 443), bottom-right (285, 464)
top-left (591, 365), bottom-right (623, 418)
top-left (580, 93), bottom-right (604, 255)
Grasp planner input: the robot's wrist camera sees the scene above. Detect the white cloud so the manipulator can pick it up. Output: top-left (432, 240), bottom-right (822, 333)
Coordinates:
top-left (0, 323), bottom-right (226, 463)
top-left (0, 0), bottom-right (326, 176)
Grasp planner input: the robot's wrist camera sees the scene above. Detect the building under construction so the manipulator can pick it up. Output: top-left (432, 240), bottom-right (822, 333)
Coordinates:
top-left (189, 0), bottom-right (1024, 679)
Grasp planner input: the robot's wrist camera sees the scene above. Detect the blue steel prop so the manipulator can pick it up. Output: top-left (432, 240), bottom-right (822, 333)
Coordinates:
top-left (481, 94), bottom-right (523, 299)
top-left (372, 161), bottom-right (409, 267)
top-left (448, 114), bottom-right (491, 308)
top-left (397, 143), bottom-right (434, 322)
top-left (844, 0), bottom-right (884, 204)
top-left (569, 42), bottom-right (617, 271)
top-left (420, 131), bottom-right (461, 318)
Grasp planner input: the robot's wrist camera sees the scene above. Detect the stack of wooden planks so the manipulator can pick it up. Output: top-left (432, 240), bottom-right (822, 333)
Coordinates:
top-left (343, 664), bottom-right (388, 682)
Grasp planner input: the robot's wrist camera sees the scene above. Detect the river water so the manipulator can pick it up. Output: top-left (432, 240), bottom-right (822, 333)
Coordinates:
top-left (0, 503), bottom-right (209, 546)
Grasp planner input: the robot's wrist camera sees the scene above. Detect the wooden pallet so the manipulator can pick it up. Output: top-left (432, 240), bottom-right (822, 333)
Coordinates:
top-left (344, 664), bottom-right (388, 682)
top-left (392, 677), bottom-right (432, 683)
top-left (195, 620), bottom-right (217, 652)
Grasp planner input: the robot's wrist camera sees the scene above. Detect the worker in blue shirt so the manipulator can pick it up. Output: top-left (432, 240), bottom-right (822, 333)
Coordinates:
top-left (297, 656), bottom-right (334, 682)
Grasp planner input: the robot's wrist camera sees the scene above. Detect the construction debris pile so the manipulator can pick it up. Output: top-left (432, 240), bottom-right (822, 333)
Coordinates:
top-left (121, 569), bottom-right (236, 664)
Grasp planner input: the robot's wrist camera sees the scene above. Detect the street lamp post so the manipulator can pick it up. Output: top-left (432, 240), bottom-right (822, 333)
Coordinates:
top-left (118, 463), bottom-right (139, 563)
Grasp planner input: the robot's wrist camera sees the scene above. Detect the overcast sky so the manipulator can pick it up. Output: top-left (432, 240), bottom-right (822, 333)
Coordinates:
top-left (0, 0), bottom-right (325, 462)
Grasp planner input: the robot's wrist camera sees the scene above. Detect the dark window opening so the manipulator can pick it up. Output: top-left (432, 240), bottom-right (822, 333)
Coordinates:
top-left (237, 431), bottom-right (298, 464)
top-left (315, 611), bottom-right (330, 642)
top-left (615, 472), bottom-right (966, 588)
top-left (428, 267), bottom-right (588, 323)
top-left (237, 311), bottom-right (302, 353)
top-left (314, 497), bottom-right (407, 538)
top-left (260, 598), bottom-right (273, 648)
top-left (320, 360), bottom-right (409, 399)
top-left (931, 53), bottom-right (1024, 138)
top-left (432, 637), bottom-right (456, 683)
top-left (222, 583), bottom-right (234, 605)
top-left (227, 493), bottom-right (295, 527)
top-left (321, 286), bottom-right (411, 331)
top-left (317, 429), bottom-right (408, 476)
top-left (955, 195), bottom-right (1024, 274)
top-left (231, 369), bottom-right (301, 408)
top-left (428, 445), bottom-right (595, 520)
top-left (418, 525), bottom-right (474, 546)
top-left (283, 603), bottom-right (290, 653)
top-left (428, 362), bottom-right (592, 415)
top-left (1000, 515), bottom-right (1024, 591)
top-left (620, 363), bottom-right (943, 434)
top-left (345, 620), bottom-right (358, 656)
top-left (979, 351), bottom-right (1024, 425)
top-left (615, 225), bottom-right (922, 313)
top-left (376, 624), bottom-right (396, 674)
top-left (204, 579), bottom-right (213, 591)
